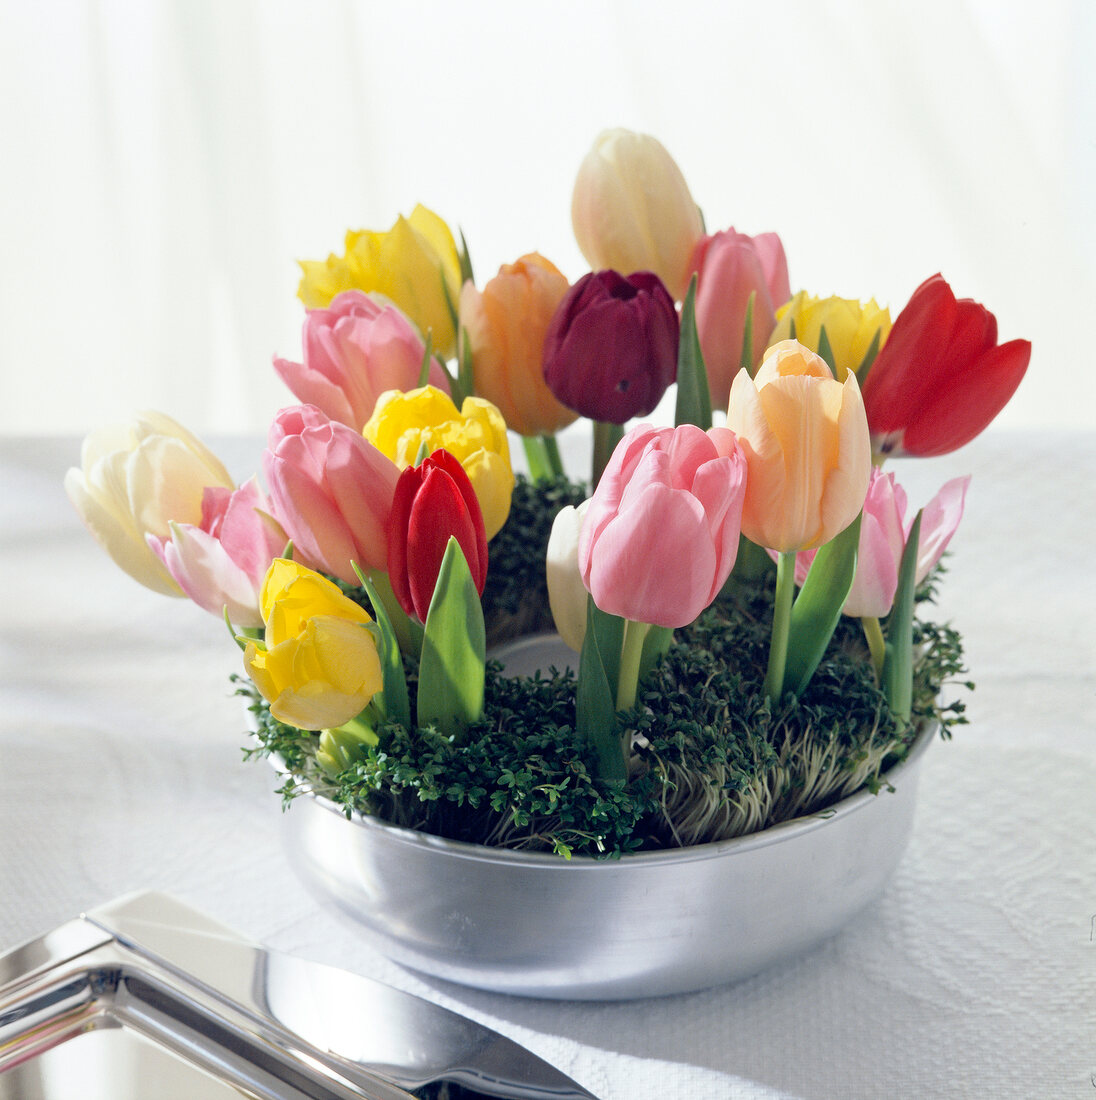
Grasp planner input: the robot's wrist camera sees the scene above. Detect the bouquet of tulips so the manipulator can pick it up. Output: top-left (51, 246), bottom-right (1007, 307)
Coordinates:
top-left (66, 130), bottom-right (1030, 856)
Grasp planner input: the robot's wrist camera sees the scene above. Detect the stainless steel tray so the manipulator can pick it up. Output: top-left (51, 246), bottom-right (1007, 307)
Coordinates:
top-left (0, 892), bottom-right (597, 1099)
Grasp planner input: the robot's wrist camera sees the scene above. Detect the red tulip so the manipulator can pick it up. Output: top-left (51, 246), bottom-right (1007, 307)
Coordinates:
top-left (542, 270), bottom-right (678, 423)
top-left (861, 274), bottom-right (1031, 458)
top-left (387, 449), bottom-right (488, 621)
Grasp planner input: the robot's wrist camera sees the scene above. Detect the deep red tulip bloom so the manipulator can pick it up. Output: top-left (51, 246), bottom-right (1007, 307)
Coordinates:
top-left (387, 449), bottom-right (488, 621)
top-left (542, 269), bottom-right (678, 423)
top-left (861, 274), bottom-right (1031, 458)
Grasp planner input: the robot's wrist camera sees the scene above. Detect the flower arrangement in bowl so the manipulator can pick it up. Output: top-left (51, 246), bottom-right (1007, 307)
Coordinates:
top-left (65, 129), bottom-right (1030, 999)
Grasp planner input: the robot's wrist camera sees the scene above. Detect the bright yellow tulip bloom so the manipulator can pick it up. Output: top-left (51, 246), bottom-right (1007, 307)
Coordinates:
top-left (727, 340), bottom-right (870, 552)
top-left (297, 204), bottom-right (462, 358)
top-left (363, 386), bottom-right (514, 539)
top-left (244, 559), bottom-right (382, 731)
top-left (769, 291), bottom-right (891, 382)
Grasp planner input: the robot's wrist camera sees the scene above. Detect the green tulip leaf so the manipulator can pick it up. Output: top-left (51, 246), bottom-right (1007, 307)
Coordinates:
top-left (639, 624), bottom-right (674, 681)
top-left (457, 323), bottom-right (475, 401)
top-left (674, 275), bottom-right (713, 430)
top-left (588, 599), bottom-right (625, 699)
top-left (784, 512), bottom-right (862, 696)
top-left (882, 509), bottom-right (922, 723)
top-left (740, 290), bottom-right (756, 375)
top-left (416, 331), bottom-right (435, 389)
top-left (458, 226), bottom-right (475, 285)
top-left (816, 324), bottom-right (837, 375)
top-left (577, 596), bottom-right (627, 783)
top-left (418, 537), bottom-right (486, 741)
top-left (356, 570), bottom-right (411, 729)
top-left (855, 327), bottom-right (882, 388)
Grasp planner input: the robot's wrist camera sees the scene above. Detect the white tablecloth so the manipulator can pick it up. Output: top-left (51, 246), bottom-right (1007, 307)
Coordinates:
top-left (2, 431), bottom-right (1093, 1098)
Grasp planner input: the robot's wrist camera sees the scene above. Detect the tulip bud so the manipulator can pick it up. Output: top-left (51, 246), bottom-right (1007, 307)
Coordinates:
top-left (545, 499), bottom-right (592, 652)
top-left (769, 291), bottom-right (890, 382)
top-left (459, 253), bottom-right (577, 437)
top-left (148, 478), bottom-right (287, 628)
top-left (298, 204), bottom-right (462, 359)
top-left (244, 558), bottom-right (383, 731)
top-left (860, 273), bottom-right (1031, 458)
top-left (578, 424), bottom-right (747, 629)
top-left (542, 270), bottom-right (678, 424)
top-left (727, 340), bottom-right (870, 553)
top-left (690, 228), bottom-right (790, 406)
top-left (572, 129), bottom-right (704, 300)
top-left (65, 411), bottom-right (235, 596)
top-left (364, 385), bottom-right (514, 539)
top-left (387, 450), bottom-right (489, 622)
top-left (263, 405), bottom-right (400, 584)
top-left (274, 290), bottom-right (450, 432)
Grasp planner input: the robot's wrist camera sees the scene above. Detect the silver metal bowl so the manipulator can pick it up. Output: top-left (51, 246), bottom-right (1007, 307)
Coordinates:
top-left (277, 636), bottom-right (935, 1000)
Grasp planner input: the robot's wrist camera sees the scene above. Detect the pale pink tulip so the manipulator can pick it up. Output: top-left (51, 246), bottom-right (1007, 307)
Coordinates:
top-left (791, 469), bottom-right (970, 618)
top-left (273, 290), bottom-right (450, 431)
top-left (147, 478), bottom-right (287, 627)
top-left (691, 229), bottom-right (791, 407)
top-left (263, 405), bottom-right (399, 584)
top-left (578, 424), bottom-right (747, 629)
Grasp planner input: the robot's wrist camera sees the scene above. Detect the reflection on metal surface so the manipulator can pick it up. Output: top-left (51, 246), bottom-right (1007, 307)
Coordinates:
top-left (0, 893), bottom-right (599, 1100)
top-left (279, 636), bottom-right (937, 999)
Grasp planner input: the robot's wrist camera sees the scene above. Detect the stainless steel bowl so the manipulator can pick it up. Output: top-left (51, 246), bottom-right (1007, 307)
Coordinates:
top-left (277, 636), bottom-right (935, 1000)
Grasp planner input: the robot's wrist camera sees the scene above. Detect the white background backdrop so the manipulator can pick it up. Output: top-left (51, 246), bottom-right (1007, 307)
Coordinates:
top-left (1, 0), bottom-right (1092, 437)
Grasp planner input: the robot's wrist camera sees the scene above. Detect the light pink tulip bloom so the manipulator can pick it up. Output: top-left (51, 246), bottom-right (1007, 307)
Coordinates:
top-left (263, 404), bottom-right (400, 584)
top-left (147, 478), bottom-right (286, 628)
top-left (273, 290), bottom-right (451, 431)
top-left (792, 469), bottom-right (970, 618)
top-left (579, 424), bottom-right (748, 629)
top-left (690, 229), bottom-right (791, 408)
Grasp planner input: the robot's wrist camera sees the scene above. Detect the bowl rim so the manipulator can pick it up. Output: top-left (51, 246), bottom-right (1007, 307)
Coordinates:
top-left (271, 719), bottom-right (937, 871)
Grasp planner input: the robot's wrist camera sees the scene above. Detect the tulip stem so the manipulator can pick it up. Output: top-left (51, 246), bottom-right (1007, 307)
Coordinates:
top-left (764, 551), bottom-right (796, 703)
top-left (592, 421), bottom-right (623, 489)
top-left (862, 615), bottom-right (886, 681)
top-left (542, 433), bottom-right (565, 478)
top-left (615, 618), bottom-right (649, 714)
top-left (522, 435), bottom-right (553, 482)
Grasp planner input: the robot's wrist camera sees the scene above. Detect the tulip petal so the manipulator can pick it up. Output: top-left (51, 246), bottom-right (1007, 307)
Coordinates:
top-left (914, 475), bottom-right (970, 581)
top-left (901, 340), bottom-right (1030, 456)
top-left (586, 482), bottom-right (715, 629)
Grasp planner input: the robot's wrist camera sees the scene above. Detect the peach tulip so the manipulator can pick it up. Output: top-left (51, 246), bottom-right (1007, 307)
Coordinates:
top-left (727, 340), bottom-right (870, 552)
top-left (458, 253), bottom-right (577, 437)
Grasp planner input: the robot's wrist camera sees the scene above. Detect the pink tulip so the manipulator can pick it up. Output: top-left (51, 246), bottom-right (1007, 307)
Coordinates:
top-left (690, 229), bottom-right (791, 407)
top-left (147, 478), bottom-right (287, 628)
top-left (578, 424), bottom-right (747, 628)
top-left (263, 404), bottom-right (400, 584)
top-left (273, 290), bottom-right (450, 431)
top-left (791, 469), bottom-right (970, 618)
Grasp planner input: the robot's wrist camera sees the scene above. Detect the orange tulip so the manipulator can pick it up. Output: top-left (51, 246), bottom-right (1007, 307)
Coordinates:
top-left (726, 340), bottom-right (870, 552)
top-left (459, 254), bottom-right (578, 437)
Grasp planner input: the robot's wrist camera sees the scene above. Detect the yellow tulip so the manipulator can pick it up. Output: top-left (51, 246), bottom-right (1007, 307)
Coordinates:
top-left (243, 558), bottom-right (382, 731)
top-left (769, 291), bottom-right (891, 381)
top-left (64, 411), bottom-right (234, 596)
top-left (458, 253), bottom-right (577, 437)
top-left (297, 204), bottom-right (462, 357)
top-left (726, 340), bottom-right (870, 552)
top-left (363, 385), bottom-right (514, 539)
top-left (571, 128), bottom-right (704, 301)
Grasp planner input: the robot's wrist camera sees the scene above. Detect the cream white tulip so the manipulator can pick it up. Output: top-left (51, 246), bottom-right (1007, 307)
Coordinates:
top-left (545, 499), bottom-right (591, 653)
top-left (64, 411), bottom-right (234, 595)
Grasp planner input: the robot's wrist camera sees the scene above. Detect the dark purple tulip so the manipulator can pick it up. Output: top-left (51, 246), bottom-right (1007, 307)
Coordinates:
top-left (542, 270), bottom-right (679, 423)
